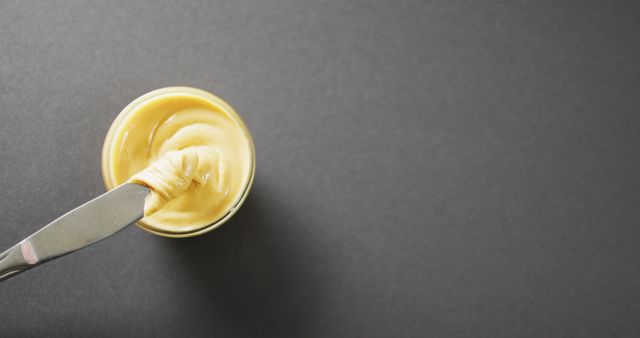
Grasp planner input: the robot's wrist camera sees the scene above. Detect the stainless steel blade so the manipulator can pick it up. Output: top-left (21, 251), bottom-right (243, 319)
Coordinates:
top-left (0, 183), bottom-right (149, 282)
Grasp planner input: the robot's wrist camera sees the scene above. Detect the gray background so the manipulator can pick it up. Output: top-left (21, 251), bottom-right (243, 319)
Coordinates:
top-left (0, 1), bottom-right (639, 337)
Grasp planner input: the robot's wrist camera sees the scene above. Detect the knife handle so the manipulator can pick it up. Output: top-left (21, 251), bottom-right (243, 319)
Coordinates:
top-left (0, 240), bottom-right (37, 282)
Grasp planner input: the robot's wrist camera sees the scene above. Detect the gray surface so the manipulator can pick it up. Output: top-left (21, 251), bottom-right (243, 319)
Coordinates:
top-left (0, 1), bottom-right (639, 337)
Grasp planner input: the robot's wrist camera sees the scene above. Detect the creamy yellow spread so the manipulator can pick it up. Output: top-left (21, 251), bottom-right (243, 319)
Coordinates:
top-left (103, 89), bottom-right (254, 234)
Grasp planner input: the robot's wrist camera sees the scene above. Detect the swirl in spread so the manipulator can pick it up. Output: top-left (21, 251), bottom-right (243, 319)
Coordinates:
top-left (129, 148), bottom-right (203, 216)
top-left (104, 90), bottom-right (253, 234)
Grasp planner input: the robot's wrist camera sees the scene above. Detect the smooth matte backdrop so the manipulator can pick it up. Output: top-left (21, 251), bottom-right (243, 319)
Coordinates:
top-left (1, 1), bottom-right (639, 337)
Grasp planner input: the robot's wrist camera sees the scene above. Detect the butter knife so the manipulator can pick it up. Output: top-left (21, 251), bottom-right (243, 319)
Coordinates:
top-left (0, 183), bottom-right (149, 282)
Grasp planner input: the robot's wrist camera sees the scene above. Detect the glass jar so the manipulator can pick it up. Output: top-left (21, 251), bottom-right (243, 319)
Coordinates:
top-left (101, 87), bottom-right (255, 238)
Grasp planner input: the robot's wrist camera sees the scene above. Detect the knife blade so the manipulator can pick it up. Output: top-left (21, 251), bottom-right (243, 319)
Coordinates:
top-left (0, 183), bottom-right (149, 282)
